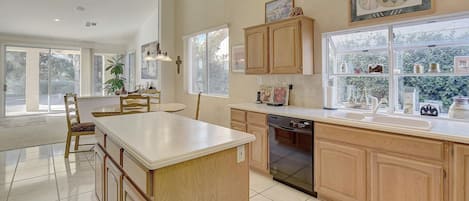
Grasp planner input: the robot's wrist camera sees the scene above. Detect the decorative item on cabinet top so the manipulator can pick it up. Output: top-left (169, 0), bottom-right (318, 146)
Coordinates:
top-left (265, 0), bottom-right (294, 23)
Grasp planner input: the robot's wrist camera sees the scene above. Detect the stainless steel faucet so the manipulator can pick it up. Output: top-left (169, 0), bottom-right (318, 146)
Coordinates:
top-left (369, 96), bottom-right (383, 115)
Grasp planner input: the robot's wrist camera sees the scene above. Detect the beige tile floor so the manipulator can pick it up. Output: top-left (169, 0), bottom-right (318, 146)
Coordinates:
top-left (0, 143), bottom-right (319, 201)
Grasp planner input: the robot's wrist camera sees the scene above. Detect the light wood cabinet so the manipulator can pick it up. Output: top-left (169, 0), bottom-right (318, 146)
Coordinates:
top-left (452, 144), bottom-right (469, 201)
top-left (95, 145), bottom-right (106, 201)
top-left (245, 26), bottom-right (269, 74)
top-left (315, 123), bottom-right (448, 201)
top-left (230, 109), bottom-right (269, 173)
top-left (106, 158), bottom-right (123, 201)
top-left (370, 153), bottom-right (444, 201)
top-left (123, 177), bottom-right (147, 201)
top-left (247, 124), bottom-right (269, 172)
top-left (244, 16), bottom-right (314, 75)
top-left (315, 140), bottom-right (366, 201)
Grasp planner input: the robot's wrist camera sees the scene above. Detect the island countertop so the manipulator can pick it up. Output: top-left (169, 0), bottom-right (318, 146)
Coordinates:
top-left (93, 112), bottom-right (256, 170)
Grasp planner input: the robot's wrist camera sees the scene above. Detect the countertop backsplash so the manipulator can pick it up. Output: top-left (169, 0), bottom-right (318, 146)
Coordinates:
top-left (256, 74), bottom-right (324, 108)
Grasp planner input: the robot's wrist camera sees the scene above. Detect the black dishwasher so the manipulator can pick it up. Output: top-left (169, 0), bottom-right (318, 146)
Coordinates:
top-left (268, 114), bottom-right (316, 196)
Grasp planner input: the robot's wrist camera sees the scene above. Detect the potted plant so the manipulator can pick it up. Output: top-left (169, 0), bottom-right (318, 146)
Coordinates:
top-left (105, 56), bottom-right (126, 95)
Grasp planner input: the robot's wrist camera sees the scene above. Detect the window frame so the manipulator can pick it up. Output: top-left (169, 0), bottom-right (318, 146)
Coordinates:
top-left (323, 13), bottom-right (469, 119)
top-left (184, 24), bottom-right (230, 98)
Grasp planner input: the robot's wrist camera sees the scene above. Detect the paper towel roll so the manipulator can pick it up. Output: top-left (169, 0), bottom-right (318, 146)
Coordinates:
top-left (324, 86), bottom-right (337, 109)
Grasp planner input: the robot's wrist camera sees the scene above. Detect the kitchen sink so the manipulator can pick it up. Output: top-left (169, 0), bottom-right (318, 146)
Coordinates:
top-left (329, 112), bottom-right (432, 130)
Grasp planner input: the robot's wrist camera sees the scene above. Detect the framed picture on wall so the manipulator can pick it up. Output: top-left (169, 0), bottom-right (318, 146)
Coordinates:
top-left (141, 41), bottom-right (158, 80)
top-left (231, 45), bottom-right (245, 73)
top-left (350, 0), bottom-right (434, 23)
top-left (265, 0), bottom-right (294, 23)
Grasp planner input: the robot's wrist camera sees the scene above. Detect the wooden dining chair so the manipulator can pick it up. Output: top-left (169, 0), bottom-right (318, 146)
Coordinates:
top-left (64, 93), bottom-right (95, 158)
top-left (120, 95), bottom-right (151, 114)
top-left (195, 92), bottom-right (202, 120)
top-left (144, 89), bottom-right (161, 104)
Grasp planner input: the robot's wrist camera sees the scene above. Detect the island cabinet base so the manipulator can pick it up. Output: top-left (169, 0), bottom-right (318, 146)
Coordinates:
top-left (95, 131), bottom-right (250, 201)
top-left (152, 147), bottom-right (249, 201)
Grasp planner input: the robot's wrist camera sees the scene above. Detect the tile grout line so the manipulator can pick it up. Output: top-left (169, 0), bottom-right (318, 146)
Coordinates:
top-left (5, 149), bottom-right (21, 201)
top-left (51, 146), bottom-right (62, 201)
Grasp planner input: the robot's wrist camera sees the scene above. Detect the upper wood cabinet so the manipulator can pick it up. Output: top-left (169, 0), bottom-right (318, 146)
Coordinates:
top-left (245, 26), bottom-right (269, 74)
top-left (244, 16), bottom-right (314, 75)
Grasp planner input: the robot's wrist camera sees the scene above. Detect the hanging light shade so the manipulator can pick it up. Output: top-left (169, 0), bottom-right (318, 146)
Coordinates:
top-left (144, 42), bottom-right (172, 62)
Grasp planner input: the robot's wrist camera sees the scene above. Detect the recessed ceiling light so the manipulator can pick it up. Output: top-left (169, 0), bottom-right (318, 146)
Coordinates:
top-left (76, 6), bottom-right (85, 12)
top-left (53, 18), bottom-right (61, 22)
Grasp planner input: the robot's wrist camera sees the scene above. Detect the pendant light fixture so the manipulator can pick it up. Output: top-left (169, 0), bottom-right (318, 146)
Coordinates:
top-left (144, 1), bottom-right (172, 62)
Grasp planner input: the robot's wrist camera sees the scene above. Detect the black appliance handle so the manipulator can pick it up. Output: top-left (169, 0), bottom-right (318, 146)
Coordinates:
top-left (268, 124), bottom-right (312, 135)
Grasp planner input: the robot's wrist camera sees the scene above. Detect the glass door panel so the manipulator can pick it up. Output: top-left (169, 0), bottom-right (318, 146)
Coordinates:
top-left (49, 49), bottom-right (81, 112)
top-left (5, 47), bottom-right (27, 116)
top-left (4, 46), bottom-right (80, 116)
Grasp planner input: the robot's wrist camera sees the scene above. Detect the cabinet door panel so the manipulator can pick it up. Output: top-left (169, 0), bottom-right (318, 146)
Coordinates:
top-left (245, 26), bottom-right (269, 74)
top-left (370, 153), bottom-right (443, 201)
top-left (247, 125), bottom-right (268, 172)
top-left (95, 146), bottom-right (106, 201)
top-left (123, 177), bottom-right (147, 201)
top-left (106, 159), bottom-right (123, 201)
top-left (315, 140), bottom-right (366, 201)
top-left (453, 144), bottom-right (469, 201)
top-left (269, 21), bottom-right (301, 74)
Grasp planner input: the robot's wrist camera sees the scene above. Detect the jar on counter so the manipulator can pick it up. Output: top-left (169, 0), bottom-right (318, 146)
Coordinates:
top-left (448, 96), bottom-right (469, 119)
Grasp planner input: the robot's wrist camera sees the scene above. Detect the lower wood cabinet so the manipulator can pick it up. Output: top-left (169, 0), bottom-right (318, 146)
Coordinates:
top-left (315, 140), bottom-right (366, 201)
top-left (123, 177), bottom-right (147, 201)
top-left (230, 109), bottom-right (269, 174)
top-left (370, 153), bottom-right (444, 201)
top-left (95, 145), bottom-right (106, 201)
top-left (106, 158), bottom-right (123, 201)
top-left (315, 123), bottom-right (448, 201)
top-left (452, 144), bottom-right (469, 201)
top-left (247, 124), bottom-right (269, 172)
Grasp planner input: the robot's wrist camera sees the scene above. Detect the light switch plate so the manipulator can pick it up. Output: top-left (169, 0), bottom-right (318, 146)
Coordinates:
top-left (237, 145), bottom-right (245, 163)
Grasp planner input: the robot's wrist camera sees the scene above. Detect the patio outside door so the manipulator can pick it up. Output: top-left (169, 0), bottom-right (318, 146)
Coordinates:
top-left (4, 46), bottom-right (80, 116)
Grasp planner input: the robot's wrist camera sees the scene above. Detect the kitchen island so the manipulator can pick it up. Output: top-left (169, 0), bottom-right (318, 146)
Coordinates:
top-left (92, 112), bottom-right (255, 201)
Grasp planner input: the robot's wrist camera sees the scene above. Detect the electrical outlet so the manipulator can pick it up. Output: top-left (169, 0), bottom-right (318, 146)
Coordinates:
top-left (237, 145), bottom-right (245, 163)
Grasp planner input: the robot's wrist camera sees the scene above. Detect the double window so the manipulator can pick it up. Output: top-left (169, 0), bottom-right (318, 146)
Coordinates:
top-left (324, 15), bottom-right (469, 117)
top-left (185, 25), bottom-right (229, 97)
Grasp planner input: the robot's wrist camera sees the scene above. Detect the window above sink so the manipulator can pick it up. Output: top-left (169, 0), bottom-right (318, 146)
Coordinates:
top-left (323, 13), bottom-right (469, 121)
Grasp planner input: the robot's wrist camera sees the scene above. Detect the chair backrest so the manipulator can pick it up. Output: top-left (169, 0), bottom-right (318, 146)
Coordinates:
top-left (144, 89), bottom-right (161, 104)
top-left (195, 92), bottom-right (202, 120)
top-left (64, 93), bottom-right (80, 131)
top-left (120, 95), bottom-right (151, 114)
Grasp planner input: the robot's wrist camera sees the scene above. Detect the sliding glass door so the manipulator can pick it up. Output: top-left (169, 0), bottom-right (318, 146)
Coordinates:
top-left (4, 46), bottom-right (80, 116)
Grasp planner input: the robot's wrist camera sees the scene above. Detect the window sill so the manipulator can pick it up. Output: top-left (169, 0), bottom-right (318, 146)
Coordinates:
top-left (188, 92), bottom-right (229, 99)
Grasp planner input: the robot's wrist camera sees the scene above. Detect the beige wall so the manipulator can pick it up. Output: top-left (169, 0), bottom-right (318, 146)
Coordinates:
top-left (167, 0), bottom-right (469, 127)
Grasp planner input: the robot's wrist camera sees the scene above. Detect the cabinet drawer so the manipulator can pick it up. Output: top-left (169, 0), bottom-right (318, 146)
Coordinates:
top-left (247, 112), bottom-right (267, 126)
top-left (122, 152), bottom-right (152, 196)
top-left (231, 121), bottom-right (246, 132)
top-left (96, 129), bottom-right (106, 147)
top-left (231, 109), bottom-right (246, 123)
top-left (315, 123), bottom-right (446, 161)
top-left (106, 138), bottom-right (123, 166)
top-left (122, 177), bottom-right (148, 201)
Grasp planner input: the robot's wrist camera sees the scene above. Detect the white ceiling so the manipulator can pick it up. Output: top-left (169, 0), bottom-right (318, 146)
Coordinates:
top-left (0, 0), bottom-right (157, 45)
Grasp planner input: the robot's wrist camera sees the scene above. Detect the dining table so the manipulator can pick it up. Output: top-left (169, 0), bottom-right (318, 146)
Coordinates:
top-left (91, 103), bottom-right (186, 117)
